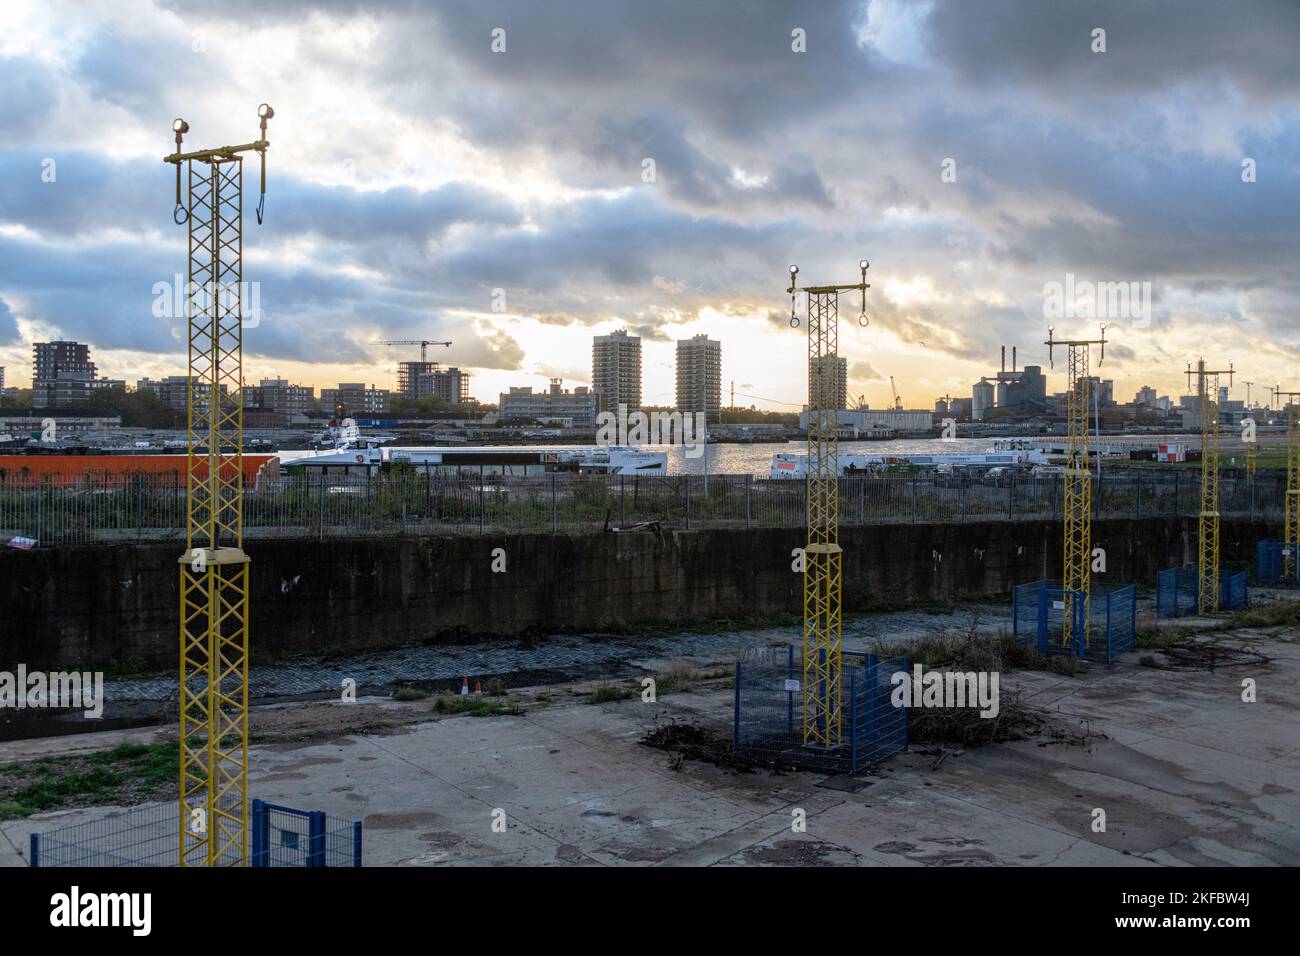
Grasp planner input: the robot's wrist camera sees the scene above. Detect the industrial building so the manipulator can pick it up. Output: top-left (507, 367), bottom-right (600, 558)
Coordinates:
top-left (675, 334), bottom-right (721, 417)
top-left (592, 329), bottom-right (642, 414)
top-left (498, 379), bottom-right (599, 427)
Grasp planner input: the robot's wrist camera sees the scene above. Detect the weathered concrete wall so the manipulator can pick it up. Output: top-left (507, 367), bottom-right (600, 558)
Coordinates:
top-left (0, 516), bottom-right (1269, 669)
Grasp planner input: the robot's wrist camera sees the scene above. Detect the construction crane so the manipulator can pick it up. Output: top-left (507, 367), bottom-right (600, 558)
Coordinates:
top-left (384, 339), bottom-right (452, 362)
top-left (785, 258), bottom-right (869, 749)
top-left (1272, 385), bottom-right (1300, 580)
top-left (164, 103), bottom-right (274, 866)
top-left (889, 376), bottom-right (903, 410)
top-left (1186, 360), bottom-right (1234, 613)
top-left (1045, 324), bottom-right (1107, 649)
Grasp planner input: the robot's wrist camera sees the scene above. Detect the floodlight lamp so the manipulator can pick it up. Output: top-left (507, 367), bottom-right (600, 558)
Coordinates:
top-left (258, 103), bottom-right (275, 119)
top-left (173, 118), bottom-right (189, 134)
top-left (789, 264), bottom-right (798, 275)
top-left (859, 259), bottom-right (869, 271)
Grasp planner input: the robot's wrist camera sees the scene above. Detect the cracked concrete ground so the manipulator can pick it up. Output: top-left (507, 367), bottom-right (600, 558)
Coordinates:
top-left (2, 623), bottom-right (1297, 867)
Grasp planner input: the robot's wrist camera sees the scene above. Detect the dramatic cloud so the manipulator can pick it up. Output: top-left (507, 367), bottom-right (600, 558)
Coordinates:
top-left (0, 0), bottom-right (1296, 406)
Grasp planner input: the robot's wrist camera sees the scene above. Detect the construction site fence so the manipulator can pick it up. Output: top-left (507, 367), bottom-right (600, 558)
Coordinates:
top-left (733, 645), bottom-right (909, 775)
top-left (1156, 566), bottom-right (1250, 618)
top-left (1012, 579), bottom-right (1137, 662)
top-left (29, 799), bottom-right (361, 867)
top-left (1256, 538), bottom-right (1300, 585)
top-left (0, 469), bottom-right (1288, 547)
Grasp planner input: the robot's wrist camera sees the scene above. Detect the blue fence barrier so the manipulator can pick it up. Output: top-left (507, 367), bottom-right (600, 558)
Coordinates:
top-left (734, 646), bottom-right (908, 774)
top-left (1012, 579), bottom-right (1136, 662)
top-left (1157, 566), bottom-right (1249, 618)
top-left (30, 799), bottom-right (361, 867)
top-left (1257, 539), bottom-right (1300, 585)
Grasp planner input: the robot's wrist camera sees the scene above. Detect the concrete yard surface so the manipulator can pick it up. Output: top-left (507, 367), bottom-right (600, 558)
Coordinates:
top-left (2, 623), bottom-right (1297, 867)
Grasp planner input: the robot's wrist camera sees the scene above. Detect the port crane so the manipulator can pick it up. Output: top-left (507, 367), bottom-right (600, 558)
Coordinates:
top-left (889, 376), bottom-right (903, 411)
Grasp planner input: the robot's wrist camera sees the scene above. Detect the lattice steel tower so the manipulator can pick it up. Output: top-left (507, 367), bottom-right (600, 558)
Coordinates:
top-left (787, 260), bottom-right (869, 747)
top-left (1273, 385), bottom-right (1300, 580)
top-left (1186, 360), bottom-right (1233, 613)
top-left (1045, 325), bottom-right (1106, 647)
top-left (164, 105), bottom-right (274, 866)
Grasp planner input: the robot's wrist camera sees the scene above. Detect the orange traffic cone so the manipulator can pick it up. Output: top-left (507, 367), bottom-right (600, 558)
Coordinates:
top-left (474, 680), bottom-right (482, 694)
top-left (460, 677), bottom-right (470, 696)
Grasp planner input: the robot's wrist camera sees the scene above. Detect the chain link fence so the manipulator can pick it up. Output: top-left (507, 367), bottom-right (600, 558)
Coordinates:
top-left (0, 469), bottom-right (1286, 547)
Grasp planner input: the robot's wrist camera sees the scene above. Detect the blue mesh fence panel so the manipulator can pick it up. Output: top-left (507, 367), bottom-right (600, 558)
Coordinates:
top-left (1222, 570), bottom-right (1249, 610)
top-left (1102, 584), bottom-right (1137, 660)
top-left (1014, 579), bottom-right (1135, 661)
top-left (1256, 539), bottom-right (1298, 585)
top-left (734, 646), bottom-right (909, 774)
top-left (1158, 566), bottom-right (1248, 617)
top-left (32, 798), bottom-right (360, 867)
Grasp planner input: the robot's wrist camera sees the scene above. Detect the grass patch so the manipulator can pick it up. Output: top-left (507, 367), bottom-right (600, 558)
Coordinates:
top-left (1226, 600), bottom-right (1300, 630)
top-left (431, 695), bottom-right (519, 717)
top-left (0, 741), bottom-right (180, 820)
top-left (588, 684), bottom-right (635, 704)
top-left (392, 687), bottom-right (428, 702)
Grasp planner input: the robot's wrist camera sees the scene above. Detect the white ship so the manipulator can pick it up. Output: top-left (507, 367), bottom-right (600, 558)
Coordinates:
top-left (770, 448), bottom-right (1048, 479)
top-left (281, 445), bottom-right (668, 476)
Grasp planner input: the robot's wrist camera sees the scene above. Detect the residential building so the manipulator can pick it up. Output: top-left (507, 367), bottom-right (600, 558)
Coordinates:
top-left (808, 354), bottom-right (848, 410)
top-left (675, 334), bottom-right (721, 418)
top-left (592, 329), bottom-right (642, 414)
top-left (32, 341), bottom-right (98, 408)
top-left (136, 375), bottom-right (227, 412)
top-left (498, 379), bottom-right (598, 427)
top-left (321, 383), bottom-right (391, 417)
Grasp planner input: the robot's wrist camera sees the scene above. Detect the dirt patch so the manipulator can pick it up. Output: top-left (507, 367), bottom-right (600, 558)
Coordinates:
top-left (639, 719), bottom-right (758, 773)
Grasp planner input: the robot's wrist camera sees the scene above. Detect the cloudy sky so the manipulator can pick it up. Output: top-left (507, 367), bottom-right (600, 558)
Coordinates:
top-left (1, 0), bottom-right (1297, 410)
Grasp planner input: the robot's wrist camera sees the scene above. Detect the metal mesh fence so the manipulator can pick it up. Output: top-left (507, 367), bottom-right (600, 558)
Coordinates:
top-left (31, 798), bottom-right (360, 867)
top-left (1157, 566), bottom-right (1249, 618)
top-left (1256, 539), bottom-right (1300, 585)
top-left (0, 470), bottom-right (1287, 546)
top-left (733, 646), bottom-right (909, 775)
top-left (1012, 580), bottom-right (1136, 662)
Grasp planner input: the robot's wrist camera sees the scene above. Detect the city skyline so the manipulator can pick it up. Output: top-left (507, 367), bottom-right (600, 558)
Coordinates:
top-left (1, 2), bottom-right (1298, 411)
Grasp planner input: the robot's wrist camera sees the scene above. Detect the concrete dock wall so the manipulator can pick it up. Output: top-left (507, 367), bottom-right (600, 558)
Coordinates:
top-left (0, 516), bottom-right (1269, 669)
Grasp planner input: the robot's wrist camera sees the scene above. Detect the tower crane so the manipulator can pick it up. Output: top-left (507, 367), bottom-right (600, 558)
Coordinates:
top-left (384, 339), bottom-right (452, 362)
top-left (889, 376), bottom-right (903, 410)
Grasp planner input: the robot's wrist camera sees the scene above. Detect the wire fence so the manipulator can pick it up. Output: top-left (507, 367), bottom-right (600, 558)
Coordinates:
top-left (30, 798), bottom-right (361, 867)
top-left (0, 469), bottom-right (1287, 546)
top-left (1011, 580), bottom-right (1136, 662)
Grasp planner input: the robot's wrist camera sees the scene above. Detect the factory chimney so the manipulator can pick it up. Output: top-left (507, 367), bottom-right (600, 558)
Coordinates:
top-left (1012, 346), bottom-right (1017, 373)
top-left (1001, 346), bottom-right (1006, 373)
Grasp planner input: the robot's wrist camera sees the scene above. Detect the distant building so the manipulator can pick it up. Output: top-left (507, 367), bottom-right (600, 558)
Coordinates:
top-left (33, 341), bottom-right (99, 409)
top-left (592, 330), bottom-right (642, 414)
top-left (397, 362), bottom-right (470, 404)
top-left (675, 334), bottom-right (721, 418)
top-left (321, 383), bottom-right (391, 417)
top-left (498, 379), bottom-right (598, 427)
top-left (809, 354), bottom-right (848, 410)
top-left (972, 378), bottom-right (995, 421)
top-left (0, 367), bottom-right (5, 391)
top-left (1135, 385), bottom-right (1158, 407)
top-left (244, 377), bottom-right (315, 418)
top-left (137, 375), bottom-right (227, 412)
top-left (948, 397), bottom-right (973, 420)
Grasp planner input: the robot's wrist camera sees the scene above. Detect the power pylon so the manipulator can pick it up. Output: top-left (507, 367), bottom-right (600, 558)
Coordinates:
top-left (1186, 360), bottom-right (1234, 614)
top-left (1272, 385), bottom-right (1300, 580)
top-left (788, 259), bottom-right (869, 747)
top-left (164, 104), bottom-right (274, 866)
top-left (1045, 325), bottom-right (1107, 648)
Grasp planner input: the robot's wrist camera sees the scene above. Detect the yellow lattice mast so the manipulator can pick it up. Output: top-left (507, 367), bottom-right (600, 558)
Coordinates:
top-left (1273, 386), bottom-right (1300, 580)
top-left (164, 105), bottom-right (273, 866)
top-left (1045, 325), bottom-right (1106, 648)
top-left (1187, 360), bottom-right (1233, 613)
top-left (788, 260), bottom-right (869, 748)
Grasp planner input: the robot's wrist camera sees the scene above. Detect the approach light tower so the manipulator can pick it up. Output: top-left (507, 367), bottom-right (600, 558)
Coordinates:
top-left (787, 259), bottom-right (869, 748)
top-left (1045, 325), bottom-right (1107, 648)
top-left (164, 104), bottom-right (274, 866)
top-left (1187, 360), bottom-right (1234, 613)
top-left (1272, 385), bottom-right (1300, 580)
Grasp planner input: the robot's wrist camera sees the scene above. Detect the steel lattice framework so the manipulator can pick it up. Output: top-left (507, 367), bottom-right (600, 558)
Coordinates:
top-left (1187, 361), bottom-right (1233, 614)
top-left (1046, 326), bottom-right (1106, 648)
top-left (165, 107), bottom-right (272, 866)
top-left (789, 261), bottom-right (869, 747)
top-left (1274, 387), bottom-right (1300, 580)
